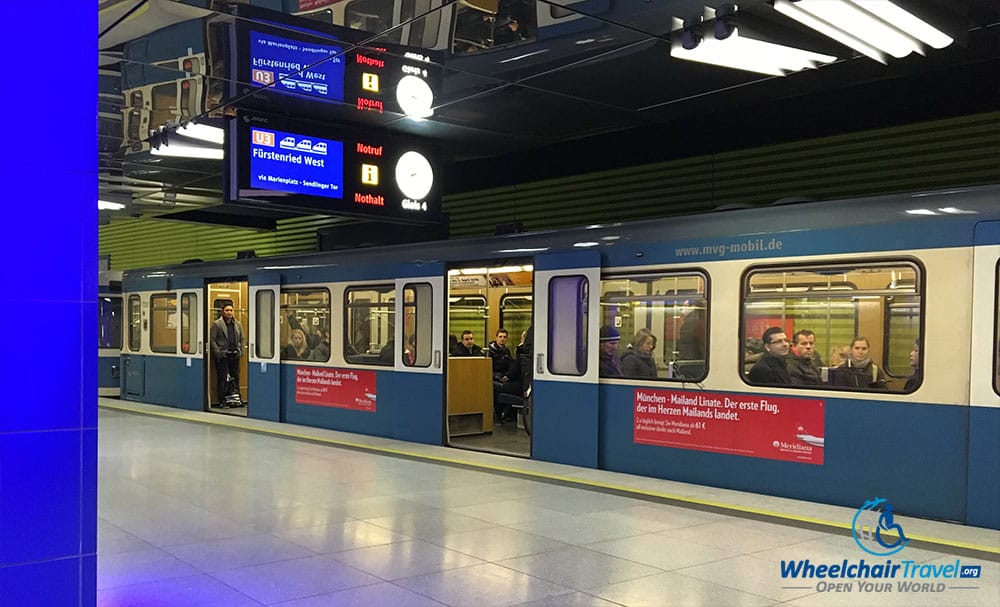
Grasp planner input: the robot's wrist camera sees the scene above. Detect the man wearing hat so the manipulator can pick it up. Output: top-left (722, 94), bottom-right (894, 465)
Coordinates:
top-left (599, 326), bottom-right (624, 377)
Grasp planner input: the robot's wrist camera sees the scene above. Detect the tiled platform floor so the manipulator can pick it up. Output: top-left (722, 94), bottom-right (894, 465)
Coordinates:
top-left (97, 399), bottom-right (999, 606)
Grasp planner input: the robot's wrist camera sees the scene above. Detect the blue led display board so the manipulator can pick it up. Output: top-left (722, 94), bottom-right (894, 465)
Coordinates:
top-left (249, 126), bottom-right (346, 198)
top-left (248, 29), bottom-right (345, 102)
top-left (226, 5), bottom-right (443, 125)
top-left (227, 111), bottom-right (442, 224)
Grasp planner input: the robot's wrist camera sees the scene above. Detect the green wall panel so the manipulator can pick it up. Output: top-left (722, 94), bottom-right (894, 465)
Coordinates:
top-left (101, 112), bottom-right (1000, 268)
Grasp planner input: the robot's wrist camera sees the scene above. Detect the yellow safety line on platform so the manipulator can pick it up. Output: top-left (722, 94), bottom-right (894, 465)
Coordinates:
top-left (99, 401), bottom-right (1000, 557)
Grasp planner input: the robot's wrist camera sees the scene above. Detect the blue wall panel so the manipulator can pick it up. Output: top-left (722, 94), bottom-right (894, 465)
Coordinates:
top-left (966, 406), bottom-right (999, 529)
top-left (532, 380), bottom-right (599, 467)
top-left (598, 384), bottom-right (970, 523)
top-left (282, 367), bottom-right (444, 444)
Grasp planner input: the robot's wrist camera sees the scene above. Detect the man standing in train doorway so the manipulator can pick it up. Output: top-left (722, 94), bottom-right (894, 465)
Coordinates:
top-left (211, 304), bottom-right (245, 408)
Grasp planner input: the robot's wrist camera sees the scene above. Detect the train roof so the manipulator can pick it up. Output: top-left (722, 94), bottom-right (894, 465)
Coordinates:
top-left (123, 185), bottom-right (1000, 282)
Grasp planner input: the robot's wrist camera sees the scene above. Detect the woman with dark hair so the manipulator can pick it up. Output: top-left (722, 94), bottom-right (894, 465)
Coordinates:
top-left (835, 336), bottom-right (888, 390)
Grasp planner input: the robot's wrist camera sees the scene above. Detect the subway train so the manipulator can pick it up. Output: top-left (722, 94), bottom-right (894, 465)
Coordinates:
top-left (117, 184), bottom-right (1000, 529)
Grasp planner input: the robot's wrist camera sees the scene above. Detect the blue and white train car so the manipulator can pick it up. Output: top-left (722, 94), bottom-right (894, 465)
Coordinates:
top-left (119, 185), bottom-right (1000, 529)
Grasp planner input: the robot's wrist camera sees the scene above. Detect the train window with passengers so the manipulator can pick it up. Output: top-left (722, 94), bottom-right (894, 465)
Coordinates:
top-left (149, 293), bottom-right (178, 354)
top-left (345, 285), bottom-right (395, 366)
top-left (742, 261), bottom-right (922, 392)
top-left (281, 289), bottom-right (331, 362)
top-left (600, 272), bottom-right (709, 381)
top-left (127, 295), bottom-right (141, 352)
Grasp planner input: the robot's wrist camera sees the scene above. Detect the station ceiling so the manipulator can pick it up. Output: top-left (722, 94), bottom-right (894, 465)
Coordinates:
top-left (98, 0), bottom-right (1000, 227)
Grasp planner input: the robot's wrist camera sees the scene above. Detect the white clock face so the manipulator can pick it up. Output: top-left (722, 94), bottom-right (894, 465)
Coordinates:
top-left (395, 75), bottom-right (434, 118)
top-left (395, 151), bottom-right (434, 200)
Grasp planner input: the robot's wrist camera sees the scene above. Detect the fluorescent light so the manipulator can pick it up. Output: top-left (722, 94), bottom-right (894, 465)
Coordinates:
top-left (573, 242), bottom-right (600, 248)
top-left (98, 199), bottom-right (126, 210)
top-left (905, 208), bottom-right (938, 215)
top-left (774, 0), bottom-right (888, 63)
top-left (773, 0), bottom-right (952, 62)
top-left (150, 144), bottom-right (224, 160)
top-left (492, 266), bottom-right (525, 273)
top-left (496, 247), bottom-right (549, 253)
top-left (672, 26), bottom-right (836, 76)
top-left (175, 122), bottom-right (224, 145)
top-left (459, 267), bottom-right (488, 275)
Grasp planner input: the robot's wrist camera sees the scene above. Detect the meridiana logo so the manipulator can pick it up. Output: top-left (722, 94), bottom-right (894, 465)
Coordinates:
top-left (852, 497), bottom-right (909, 556)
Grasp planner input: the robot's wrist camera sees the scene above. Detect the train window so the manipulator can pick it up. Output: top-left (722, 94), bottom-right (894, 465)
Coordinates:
top-left (499, 294), bottom-right (532, 346)
top-left (742, 261), bottom-right (922, 392)
top-left (345, 285), bottom-right (395, 366)
top-left (403, 283), bottom-right (432, 367)
top-left (127, 295), bottom-right (141, 352)
top-left (180, 293), bottom-right (197, 354)
top-left (256, 290), bottom-right (275, 360)
top-left (400, 0), bottom-right (442, 47)
top-left (547, 275), bottom-right (588, 376)
top-left (448, 295), bottom-right (488, 349)
top-left (600, 272), bottom-right (708, 381)
top-left (346, 0), bottom-right (400, 41)
top-left (281, 289), bottom-right (331, 362)
top-left (99, 296), bottom-right (123, 349)
top-left (149, 293), bottom-right (177, 354)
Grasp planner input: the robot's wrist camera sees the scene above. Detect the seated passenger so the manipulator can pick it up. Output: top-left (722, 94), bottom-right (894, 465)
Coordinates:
top-left (282, 328), bottom-right (311, 360)
top-left (748, 327), bottom-right (791, 385)
top-left (599, 326), bottom-right (623, 377)
top-left (744, 338), bottom-right (764, 375)
top-left (835, 336), bottom-right (888, 390)
top-left (904, 342), bottom-right (921, 391)
top-left (788, 329), bottom-right (823, 385)
top-left (309, 328), bottom-right (331, 361)
top-left (452, 330), bottom-right (484, 356)
top-left (676, 308), bottom-right (706, 378)
top-left (379, 339), bottom-right (395, 364)
top-left (622, 331), bottom-right (657, 378)
top-left (486, 328), bottom-right (515, 381)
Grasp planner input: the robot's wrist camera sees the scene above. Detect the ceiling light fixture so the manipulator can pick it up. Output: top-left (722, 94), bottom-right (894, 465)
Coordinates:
top-left (149, 124), bottom-right (224, 160)
top-left (772, 0), bottom-right (954, 64)
top-left (671, 4), bottom-right (836, 76)
top-left (98, 199), bottom-right (126, 211)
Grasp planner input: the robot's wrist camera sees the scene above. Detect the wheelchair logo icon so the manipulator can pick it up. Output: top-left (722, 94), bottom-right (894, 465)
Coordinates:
top-left (852, 497), bottom-right (909, 556)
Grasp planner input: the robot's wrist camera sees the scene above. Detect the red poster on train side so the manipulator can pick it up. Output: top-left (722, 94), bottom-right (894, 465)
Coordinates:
top-left (295, 367), bottom-right (377, 412)
top-left (633, 389), bottom-right (824, 464)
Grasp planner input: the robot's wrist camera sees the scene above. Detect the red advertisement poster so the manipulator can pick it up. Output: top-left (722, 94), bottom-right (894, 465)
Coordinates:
top-left (633, 388), bottom-right (824, 464)
top-left (295, 367), bottom-right (377, 412)
top-left (297, 0), bottom-right (341, 10)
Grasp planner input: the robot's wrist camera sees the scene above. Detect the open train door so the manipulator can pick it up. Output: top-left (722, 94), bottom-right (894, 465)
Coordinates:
top-left (531, 250), bottom-right (601, 467)
top-left (248, 272), bottom-right (281, 421)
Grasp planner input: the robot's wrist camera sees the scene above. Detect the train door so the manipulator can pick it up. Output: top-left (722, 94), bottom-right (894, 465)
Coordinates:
top-left (98, 275), bottom-right (123, 397)
top-left (248, 273), bottom-right (281, 422)
top-left (967, 220), bottom-right (1000, 527)
top-left (206, 279), bottom-right (249, 416)
top-left (445, 262), bottom-right (534, 456)
top-left (531, 251), bottom-right (600, 466)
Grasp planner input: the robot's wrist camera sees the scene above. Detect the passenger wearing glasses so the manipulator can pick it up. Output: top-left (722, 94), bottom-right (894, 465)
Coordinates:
top-left (748, 327), bottom-right (791, 385)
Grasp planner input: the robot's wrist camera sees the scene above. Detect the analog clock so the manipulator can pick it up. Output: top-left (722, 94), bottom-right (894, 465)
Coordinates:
top-left (395, 75), bottom-right (434, 118)
top-left (394, 151), bottom-right (434, 200)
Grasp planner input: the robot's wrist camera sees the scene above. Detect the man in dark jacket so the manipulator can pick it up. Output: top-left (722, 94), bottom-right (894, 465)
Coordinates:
top-left (210, 304), bottom-right (245, 407)
top-left (486, 328), bottom-right (515, 381)
top-left (748, 327), bottom-right (791, 385)
top-left (452, 330), bottom-right (484, 356)
top-left (788, 329), bottom-right (823, 385)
